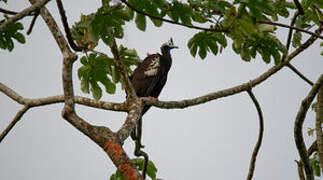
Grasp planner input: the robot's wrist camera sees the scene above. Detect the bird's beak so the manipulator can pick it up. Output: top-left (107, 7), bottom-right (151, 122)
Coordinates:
top-left (169, 45), bottom-right (179, 49)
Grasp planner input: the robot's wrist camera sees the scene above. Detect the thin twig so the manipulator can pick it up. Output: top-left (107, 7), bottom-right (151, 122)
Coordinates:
top-left (0, 0), bottom-right (51, 31)
top-left (120, 0), bottom-right (229, 33)
top-left (0, 8), bottom-right (19, 15)
top-left (0, 106), bottom-right (30, 143)
top-left (246, 90), bottom-right (264, 180)
top-left (294, 74), bottom-right (323, 180)
top-left (258, 20), bottom-right (323, 40)
top-left (308, 140), bottom-right (318, 157)
top-left (55, 0), bottom-right (83, 51)
top-left (26, 11), bottom-right (40, 35)
top-left (121, 0), bottom-right (322, 39)
top-left (293, 0), bottom-right (304, 15)
top-left (134, 117), bottom-right (149, 179)
top-left (287, 63), bottom-right (314, 86)
top-left (282, 11), bottom-right (300, 62)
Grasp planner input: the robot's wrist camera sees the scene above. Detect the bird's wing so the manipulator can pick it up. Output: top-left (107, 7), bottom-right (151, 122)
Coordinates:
top-left (143, 54), bottom-right (162, 97)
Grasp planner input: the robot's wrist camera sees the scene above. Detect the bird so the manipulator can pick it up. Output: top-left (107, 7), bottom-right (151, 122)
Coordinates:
top-left (129, 38), bottom-right (178, 140)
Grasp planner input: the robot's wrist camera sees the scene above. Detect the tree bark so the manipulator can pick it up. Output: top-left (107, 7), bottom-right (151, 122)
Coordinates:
top-left (316, 86), bottom-right (323, 169)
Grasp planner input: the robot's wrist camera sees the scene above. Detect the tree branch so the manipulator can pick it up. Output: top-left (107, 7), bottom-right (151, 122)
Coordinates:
top-left (0, 0), bottom-right (51, 31)
top-left (26, 11), bottom-right (40, 35)
top-left (281, 11), bottom-right (300, 62)
top-left (315, 86), bottom-right (323, 169)
top-left (110, 36), bottom-right (137, 99)
top-left (295, 160), bottom-right (306, 180)
top-left (0, 8), bottom-right (24, 15)
top-left (0, 82), bottom-right (127, 111)
top-left (293, 0), bottom-right (304, 15)
top-left (121, 0), bottom-right (322, 39)
top-left (286, 63), bottom-right (314, 86)
top-left (120, 0), bottom-right (229, 33)
top-left (0, 105), bottom-right (30, 143)
top-left (27, 1), bottom-right (143, 179)
top-left (246, 90), bottom-right (264, 180)
top-left (143, 28), bottom-right (322, 110)
top-left (55, 0), bottom-right (84, 51)
top-left (294, 74), bottom-right (323, 180)
top-left (258, 20), bottom-right (323, 40)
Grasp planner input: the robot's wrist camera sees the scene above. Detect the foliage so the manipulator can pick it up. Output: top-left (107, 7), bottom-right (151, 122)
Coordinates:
top-left (77, 45), bottom-right (140, 100)
top-left (109, 158), bottom-right (158, 180)
top-left (0, 20), bottom-right (25, 51)
top-left (310, 152), bottom-right (322, 177)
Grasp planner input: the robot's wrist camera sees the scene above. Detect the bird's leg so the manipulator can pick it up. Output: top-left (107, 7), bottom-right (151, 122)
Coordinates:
top-left (148, 96), bottom-right (158, 101)
top-left (134, 117), bottom-right (149, 179)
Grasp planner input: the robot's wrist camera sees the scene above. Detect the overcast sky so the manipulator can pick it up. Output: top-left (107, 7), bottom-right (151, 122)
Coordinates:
top-left (1, 1), bottom-right (322, 180)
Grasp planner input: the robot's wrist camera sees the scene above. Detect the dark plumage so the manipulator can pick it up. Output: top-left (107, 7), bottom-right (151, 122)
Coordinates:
top-left (130, 38), bottom-right (178, 139)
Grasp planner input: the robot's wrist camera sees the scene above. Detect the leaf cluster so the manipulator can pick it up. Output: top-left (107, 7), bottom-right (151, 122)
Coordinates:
top-left (188, 31), bottom-right (227, 59)
top-left (0, 20), bottom-right (25, 51)
top-left (109, 158), bottom-right (158, 180)
top-left (77, 45), bottom-right (140, 100)
top-left (292, 1), bottom-right (323, 48)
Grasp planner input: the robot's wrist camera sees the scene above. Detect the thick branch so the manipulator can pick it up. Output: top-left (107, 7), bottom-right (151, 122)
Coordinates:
top-left (29, 0), bottom-right (70, 55)
top-left (0, 0), bottom-right (51, 31)
top-left (246, 90), bottom-right (264, 180)
top-left (287, 63), bottom-right (314, 86)
top-left (143, 28), bottom-right (322, 109)
top-left (316, 86), bottom-right (323, 168)
top-left (294, 74), bottom-right (323, 180)
top-left (0, 82), bottom-right (28, 105)
top-left (116, 100), bottom-right (142, 143)
top-left (0, 83), bottom-right (127, 111)
top-left (0, 106), bottom-right (30, 143)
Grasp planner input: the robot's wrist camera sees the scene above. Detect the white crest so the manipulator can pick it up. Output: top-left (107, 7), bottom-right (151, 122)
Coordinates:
top-left (162, 38), bottom-right (175, 48)
top-left (144, 56), bottom-right (160, 77)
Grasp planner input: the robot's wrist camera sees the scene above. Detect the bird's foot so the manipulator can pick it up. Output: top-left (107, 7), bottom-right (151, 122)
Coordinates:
top-left (148, 96), bottom-right (158, 101)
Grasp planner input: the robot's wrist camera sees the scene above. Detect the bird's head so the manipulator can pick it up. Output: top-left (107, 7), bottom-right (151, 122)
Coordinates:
top-left (161, 38), bottom-right (178, 55)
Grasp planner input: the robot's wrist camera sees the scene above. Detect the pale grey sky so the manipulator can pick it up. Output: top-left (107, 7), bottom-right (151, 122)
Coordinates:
top-left (0, 1), bottom-right (322, 180)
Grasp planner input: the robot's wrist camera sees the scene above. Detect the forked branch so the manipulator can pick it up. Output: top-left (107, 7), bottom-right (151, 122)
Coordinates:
top-left (0, 0), bottom-right (51, 31)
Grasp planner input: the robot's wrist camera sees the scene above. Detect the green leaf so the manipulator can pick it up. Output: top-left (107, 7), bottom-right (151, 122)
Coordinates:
top-left (78, 66), bottom-right (90, 79)
top-left (189, 43), bottom-right (198, 57)
top-left (146, 160), bottom-right (158, 179)
top-left (90, 80), bottom-right (102, 100)
top-left (198, 41), bottom-right (207, 59)
top-left (12, 32), bottom-right (25, 44)
top-left (292, 31), bottom-right (302, 48)
top-left (80, 56), bottom-right (89, 66)
top-left (312, 102), bottom-right (317, 112)
top-left (5, 35), bottom-right (14, 52)
top-left (135, 13), bottom-right (146, 31)
top-left (207, 40), bottom-right (219, 56)
top-left (241, 46), bottom-right (251, 62)
top-left (81, 78), bottom-right (90, 94)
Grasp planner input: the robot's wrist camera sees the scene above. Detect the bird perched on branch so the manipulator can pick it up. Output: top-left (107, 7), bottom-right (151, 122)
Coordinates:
top-left (130, 38), bottom-right (178, 140)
